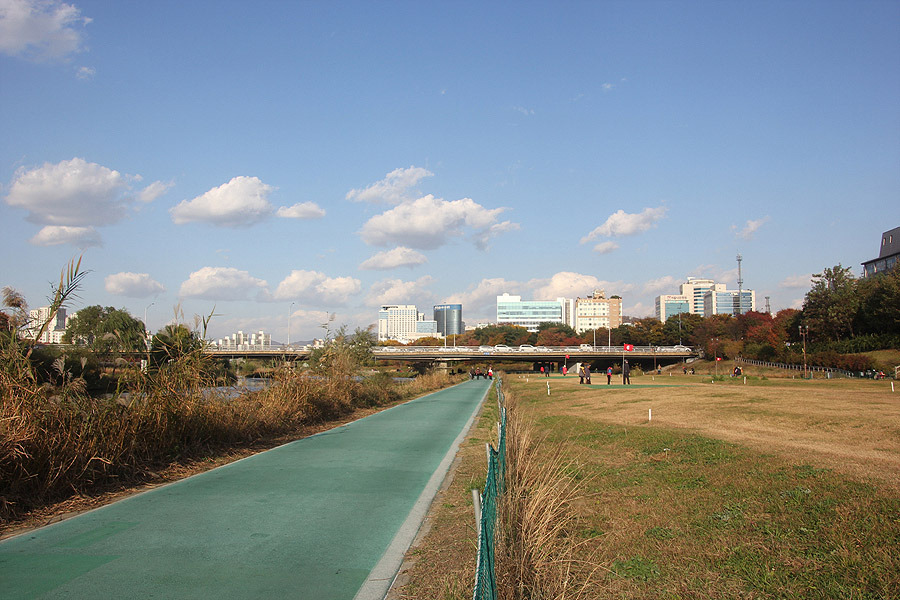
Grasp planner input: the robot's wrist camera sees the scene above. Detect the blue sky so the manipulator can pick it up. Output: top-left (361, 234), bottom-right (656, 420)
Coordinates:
top-left (2, 0), bottom-right (898, 341)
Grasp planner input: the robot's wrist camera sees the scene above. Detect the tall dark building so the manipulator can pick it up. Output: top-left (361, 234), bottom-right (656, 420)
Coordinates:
top-left (433, 304), bottom-right (463, 336)
top-left (862, 226), bottom-right (899, 277)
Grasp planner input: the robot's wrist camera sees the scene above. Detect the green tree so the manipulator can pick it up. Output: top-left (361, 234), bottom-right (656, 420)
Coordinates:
top-left (151, 324), bottom-right (202, 362)
top-left (64, 305), bottom-right (146, 352)
top-left (854, 266), bottom-right (900, 336)
top-left (802, 264), bottom-right (858, 342)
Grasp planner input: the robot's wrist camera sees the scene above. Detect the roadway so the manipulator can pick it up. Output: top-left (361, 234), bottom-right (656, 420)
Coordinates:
top-left (0, 379), bottom-right (494, 600)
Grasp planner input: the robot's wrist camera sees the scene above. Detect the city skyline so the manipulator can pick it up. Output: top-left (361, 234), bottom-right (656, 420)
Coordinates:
top-left (2, 1), bottom-right (898, 341)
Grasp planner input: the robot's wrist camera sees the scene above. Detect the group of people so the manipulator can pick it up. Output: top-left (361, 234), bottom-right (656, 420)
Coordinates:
top-left (469, 366), bottom-right (493, 380)
top-left (575, 360), bottom-right (632, 385)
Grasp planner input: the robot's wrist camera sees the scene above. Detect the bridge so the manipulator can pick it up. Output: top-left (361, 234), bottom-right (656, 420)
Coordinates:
top-left (204, 345), bottom-right (697, 368)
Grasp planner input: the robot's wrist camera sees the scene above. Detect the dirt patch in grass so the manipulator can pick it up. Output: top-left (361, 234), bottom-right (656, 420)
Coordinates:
top-left (541, 373), bottom-right (900, 489)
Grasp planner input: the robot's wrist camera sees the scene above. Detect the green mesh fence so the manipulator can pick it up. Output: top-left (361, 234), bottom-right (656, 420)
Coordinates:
top-left (473, 379), bottom-right (507, 600)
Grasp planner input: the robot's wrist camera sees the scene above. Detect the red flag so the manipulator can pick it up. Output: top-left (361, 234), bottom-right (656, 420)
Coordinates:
top-left (716, 357), bottom-right (722, 361)
top-left (624, 344), bottom-right (634, 351)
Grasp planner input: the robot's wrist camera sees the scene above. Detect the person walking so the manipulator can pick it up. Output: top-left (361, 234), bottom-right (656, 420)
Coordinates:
top-left (606, 365), bottom-right (613, 385)
top-left (545, 364), bottom-right (550, 378)
top-left (623, 359), bottom-right (631, 385)
top-left (578, 364), bottom-right (585, 384)
top-left (562, 365), bottom-right (568, 377)
top-left (583, 363), bottom-right (591, 384)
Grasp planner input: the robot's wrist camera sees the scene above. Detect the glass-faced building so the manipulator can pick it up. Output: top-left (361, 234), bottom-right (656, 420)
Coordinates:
top-left (862, 227), bottom-right (899, 277)
top-left (655, 295), bottom-right (690, 324)
top-left (703, 290), bottom-right (756, 316)
top-left (496, 293), bottom-right (565, 330)
top-left (433, 304), bottom-right (463, 337)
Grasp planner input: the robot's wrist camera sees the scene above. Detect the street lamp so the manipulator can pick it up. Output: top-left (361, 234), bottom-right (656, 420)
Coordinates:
top-left (798, 325), bottom-right (809, 379)
top-left (144, 302), bottom-right (154, 347)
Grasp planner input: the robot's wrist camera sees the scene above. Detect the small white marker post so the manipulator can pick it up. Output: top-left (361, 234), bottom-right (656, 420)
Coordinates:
top-left (744, 376), bottom-right (747, 385)
top-left (547, 381), bottom-right (551, 396)
top-left (648, 408), bottom-right (652, 421)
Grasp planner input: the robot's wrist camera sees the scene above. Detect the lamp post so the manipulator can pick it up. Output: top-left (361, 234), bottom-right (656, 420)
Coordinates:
top-left (288, 302), bottom-right (295, 348)
top-left (144, 302), bottom-right (154, 348)
top-left (798, 325), bottom-right (808, 379)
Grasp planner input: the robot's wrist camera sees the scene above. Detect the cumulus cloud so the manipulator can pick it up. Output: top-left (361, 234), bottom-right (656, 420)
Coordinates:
top-left (642, 275), bottom-right (679, 294)
top-left (179, 267), bottom-right (268, 301)
top-left (446, 278), bottom-right (521, 320)
top-left (170, 176), bottom-right (275, 227)
top-left (528, 272), bottom-right (633, 301)
top-left (780, 273), bottom-right (813, 289)
top-left (360, 194), bottom-right (515, 250)
top-left (29, 225), bottom-right (100, 247)
top-left (138, 180), bottom-right (173, 203)
top-left (105, 272), bottom-right (166, 297)
top-left (276, 201), bottom-right (325, 219)
top-left (592, 241), bottom-right (619, 254)
top-left (581, 206), bottom-right (667, 243)
top-left (359, 246), bottom-right (428, 270)
top-left (0, 0), bottom-right (91, 61)
top-left (6, 158), bottom-right (132, 225)
top-left (733, 216), bottom-right (771, 240)
top-left (346, 166), bottom-right (433, 205)
top-left (366, 276), bottom-right (435, 306)
top-left (271, 270), bottom-right (361, 305)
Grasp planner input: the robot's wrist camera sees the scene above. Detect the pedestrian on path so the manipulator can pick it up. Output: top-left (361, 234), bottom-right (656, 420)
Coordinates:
top-left (623, 359), bottom-right (631, 385)
top-left (562, 365), bottom-right (568, 376)
top-left (606, 365), bottom-right (613, 385)
top-left (584, 363), bottom-right (591, 384)
top-left (578, 364), bottom-right (585, 384)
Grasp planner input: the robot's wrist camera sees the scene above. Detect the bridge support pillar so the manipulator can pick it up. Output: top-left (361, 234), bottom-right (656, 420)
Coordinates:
top-left (433, 361), bottom-right (451, 375)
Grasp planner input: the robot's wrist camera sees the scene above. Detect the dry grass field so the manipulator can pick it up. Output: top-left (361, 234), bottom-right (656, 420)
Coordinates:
top-left (394, 370), bottom-right (900, 599)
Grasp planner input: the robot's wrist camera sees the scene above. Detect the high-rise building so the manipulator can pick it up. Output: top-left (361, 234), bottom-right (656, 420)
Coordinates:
top-left (378, 304), bottom-right (438, 342)
top-left (216, 330), bottom-right (272, 349)
top-left (679, 278), bottom-right (727, 314)
top-left (702, 290), bottom-right (756, 316)
top-left (25, 307), bottom-right (67, 343)
top-left (655, 295), bottom-right (690, 324)
top-left (433, 304), bottom-right (463, 337)
top-left (573, 290), bottom-right (623, 333)
top-left (496, 293), bottom-right (566, 330)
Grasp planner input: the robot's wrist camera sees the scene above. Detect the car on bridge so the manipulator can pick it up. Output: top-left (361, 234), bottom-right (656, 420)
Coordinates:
top-left (518, 344), bottom-right (536, 351)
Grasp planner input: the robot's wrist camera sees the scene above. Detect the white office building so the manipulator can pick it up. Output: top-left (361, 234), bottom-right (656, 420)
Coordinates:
top-left (679, 278), bottom-right (727, 315)
top-left (703, 289), bottom-right (756, 317)
top-left (216, 330), bottom-right (272, 349)
top-left (496, 293), bottom-right (568, 330)
top-left (573, 290), bottom-right (623, 333)
top-left (655, 294), bottom-right (690, 324)
top-left (378, 304), bottom-right (438, 342)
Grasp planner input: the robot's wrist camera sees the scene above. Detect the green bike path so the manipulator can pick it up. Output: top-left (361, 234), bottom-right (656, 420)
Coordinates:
top-left (1, 379), bottom-right (494, 600)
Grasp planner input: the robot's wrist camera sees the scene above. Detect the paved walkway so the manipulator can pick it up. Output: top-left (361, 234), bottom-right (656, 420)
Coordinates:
top-left (1, 379), bottom-right (493, 600)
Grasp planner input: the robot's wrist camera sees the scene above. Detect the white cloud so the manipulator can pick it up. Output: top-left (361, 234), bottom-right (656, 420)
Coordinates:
top-left (512, 105), bottom-right (534, 116)
top-left (446, 278), bottom-right (521, 320)
top-left (346, 166), bottom-right (433, 205)
top-left (272, 270), bottom-right (361, 305)
top-left (734, 216), bottom-right (770, 240)
top-left (359, 194), bottom-right (515, 250)
top-left (780, 273), bottom-right (813, 289)
top-left (0, 0), bottom-right (91, 61)
top-left (29, 225), bottom-right (99, 247)
top-left (528, 272), bottom-right (633, 301)
top-left (6, 158), bottom-right (131, 226)
top-left (276, 201), bottom-right (325, 219)
top-left (601, 83), bottom-right (615, 91)
top-left (624, 302), bottom-right (653, 317)
top-left (105, 272), bottom-right (166, 297)
top-left (179, 267), bottom-right (268, 301)
top-left (138, 180), bottom-right (173, 203)
top-left (359, 246), bottom-right (428, 270)
top-left (592, 241), bottom-right (619, 254)
top-left (366, 276), bottom-right (435, 306)
top-left (642, 275), bottom-right (679, 294)
top-left (75, 65), bottom-right (94, 79)
top-left (581, 206), bottom-right (667, 243)
top-left (170, 176), bottom-right (274, 227)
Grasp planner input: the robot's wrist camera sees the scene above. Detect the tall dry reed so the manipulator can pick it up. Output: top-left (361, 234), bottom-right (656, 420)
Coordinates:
top-left (0, 349), bottom-right (459, 523)
top-left (496, 388), bottom-right (595, 600)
